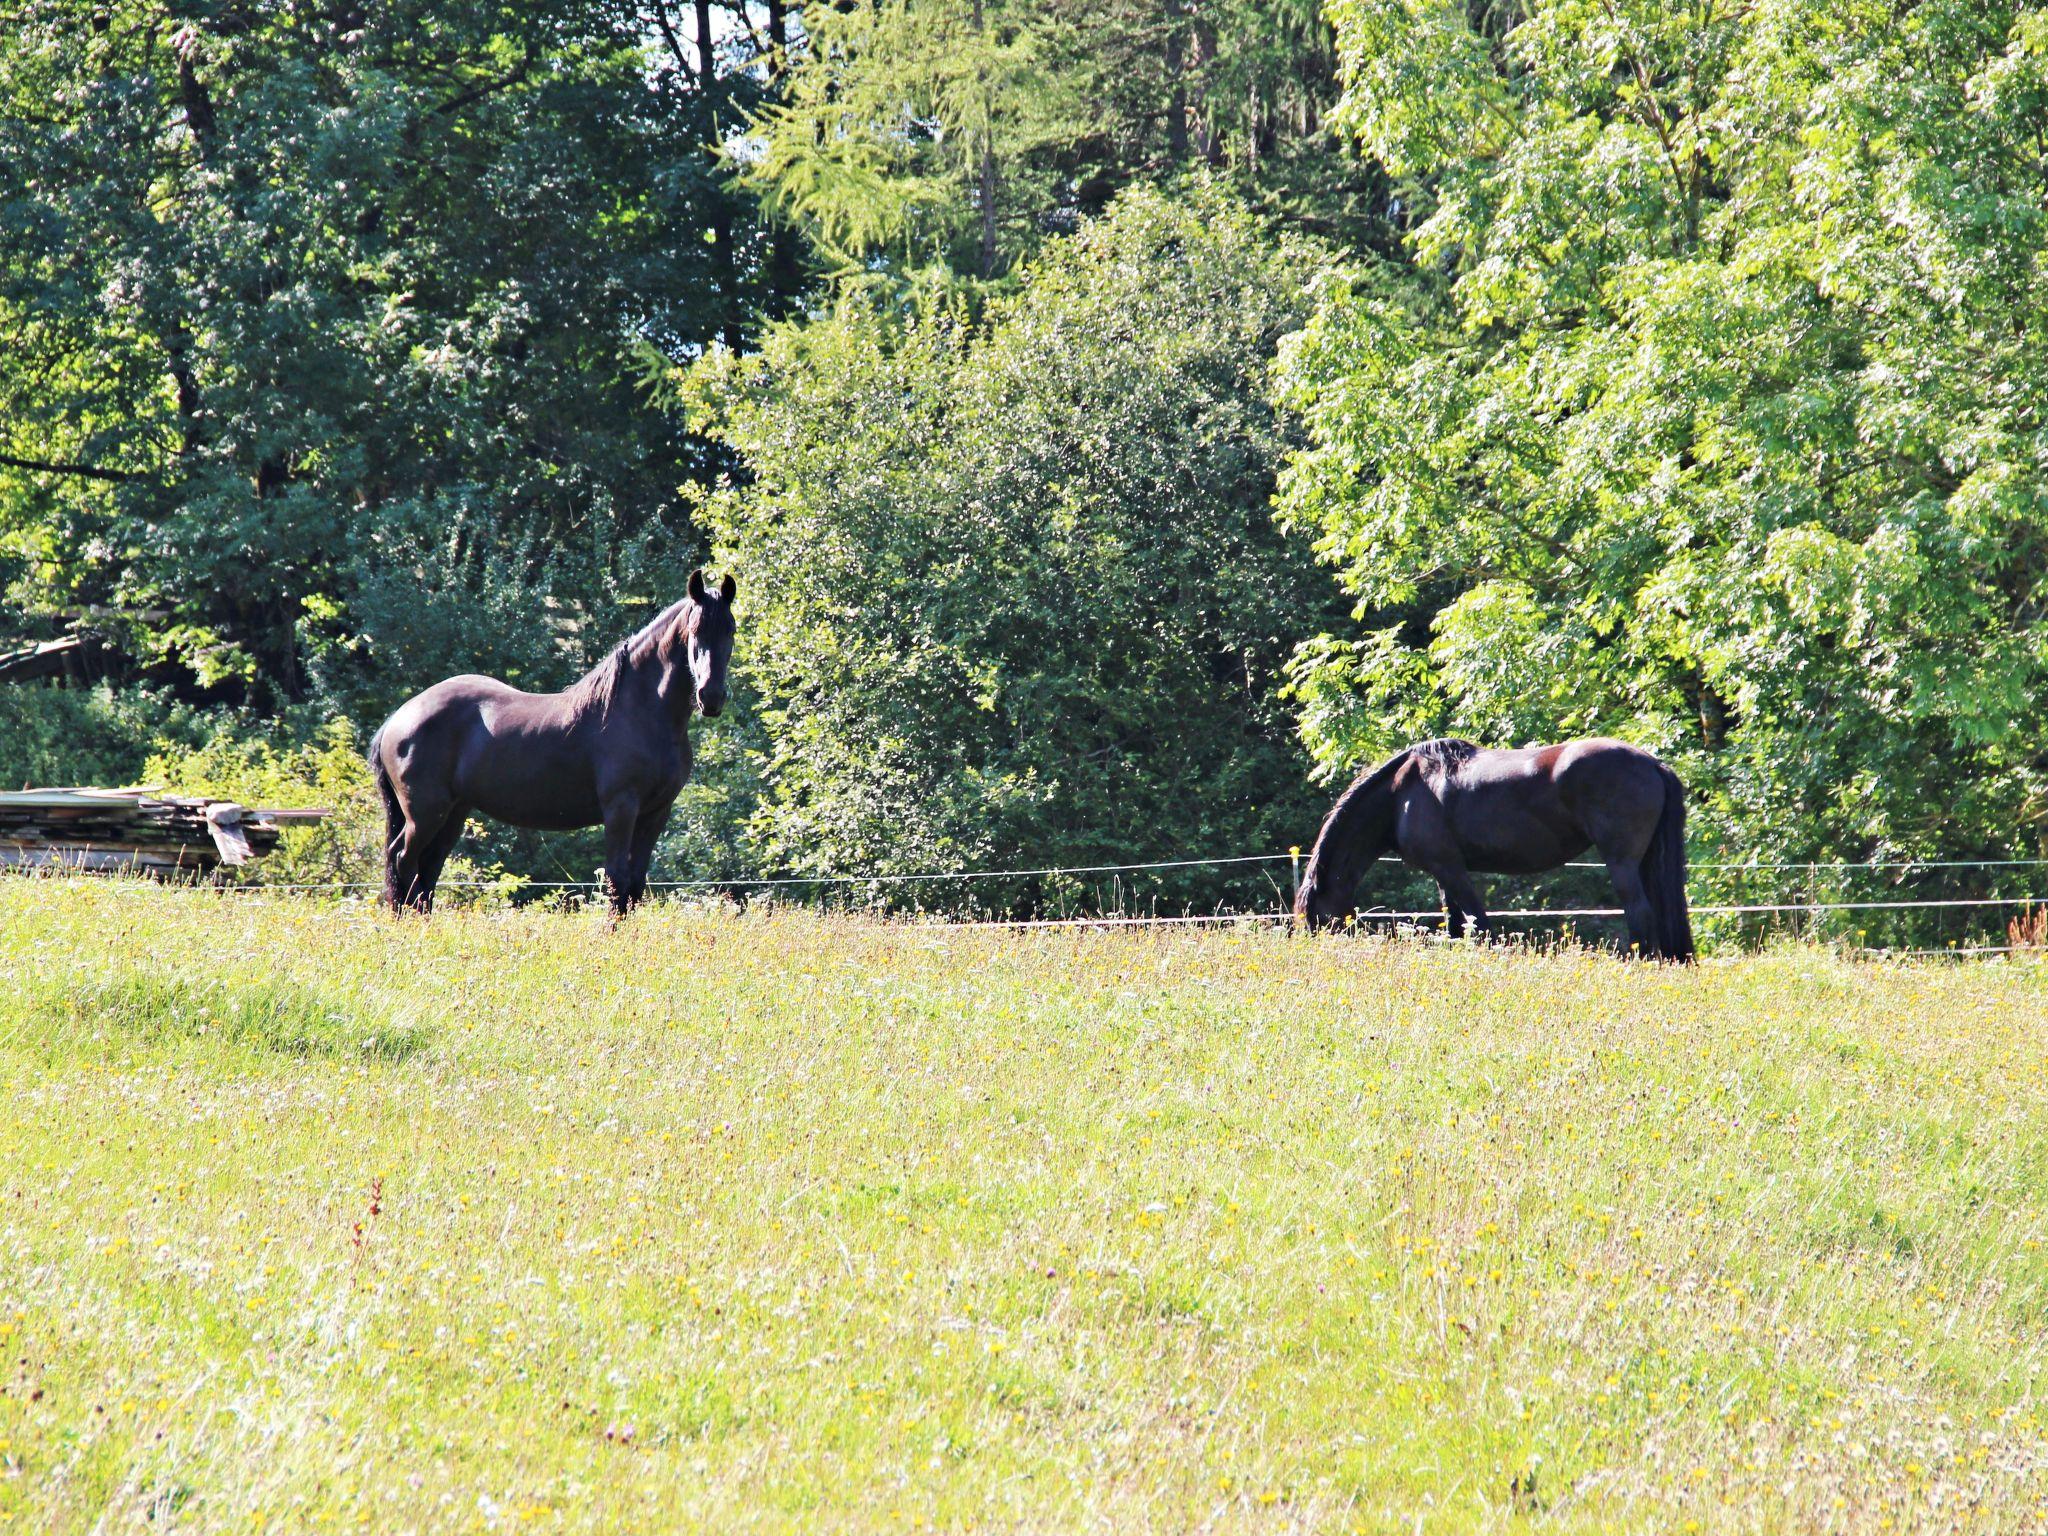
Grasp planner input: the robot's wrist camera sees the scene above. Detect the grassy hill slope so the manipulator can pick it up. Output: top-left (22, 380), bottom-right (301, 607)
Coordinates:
top-left (4, 884), bottom-right (2047, 1531)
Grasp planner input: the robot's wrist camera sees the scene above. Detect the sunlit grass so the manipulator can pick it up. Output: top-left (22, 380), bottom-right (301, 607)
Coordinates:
top-left (4, 881), bottom-right (2047, 1532)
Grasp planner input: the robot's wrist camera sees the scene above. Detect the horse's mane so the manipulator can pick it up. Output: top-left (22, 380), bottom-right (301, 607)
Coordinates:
top-left (1297, 738), bottom-right (1480, 914)
top-left (566, 600), bottom-right (689, 723)
top-left (1409, 737), bottom-right (1480, 774)
top-left (1298, 747), bottom-right (1412, 903)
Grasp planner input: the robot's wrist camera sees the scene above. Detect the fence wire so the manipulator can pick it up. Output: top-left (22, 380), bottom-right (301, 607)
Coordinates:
top-left (40, 850), bottom-right (2048, 896)
top-left (17, 848), bottom-right (2043, 952)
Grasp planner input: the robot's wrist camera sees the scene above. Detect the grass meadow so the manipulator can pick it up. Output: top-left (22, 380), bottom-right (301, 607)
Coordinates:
top-left (4, 882), bottom-right (2048, 1532)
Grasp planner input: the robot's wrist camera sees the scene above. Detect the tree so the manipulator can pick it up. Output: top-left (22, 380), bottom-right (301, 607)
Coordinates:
top-left (1276, 0), bottom-right (2048, 937)
top-left (1065, 0), bottom-right (1384, 245)
top-left (741, 0), bottom-right (1081, 286)
top-left (0, 0), bottom-right (778, 712)
top-left (687, 185), bottom-right (1344, 910)
top-left (744, 0), bottom-right (1389, 292)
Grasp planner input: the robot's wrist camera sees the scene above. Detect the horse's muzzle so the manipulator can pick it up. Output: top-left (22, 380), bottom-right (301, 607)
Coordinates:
top-left (698, 689), bottom-right (727, 717)
top-left (1293, 885), bottom-right (1350, 932)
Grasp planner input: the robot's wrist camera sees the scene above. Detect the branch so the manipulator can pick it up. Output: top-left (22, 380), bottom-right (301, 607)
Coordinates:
top-left (720, 0), bottom-right (770, 67)
top-left (648, 0), bottom-right (691, 77)
top-left (1594, 0), bottom-right (1694, 239)
top-left (430, 59), bottom-right (531, 117)
top-left (0, 452), bottom-right (141, 484)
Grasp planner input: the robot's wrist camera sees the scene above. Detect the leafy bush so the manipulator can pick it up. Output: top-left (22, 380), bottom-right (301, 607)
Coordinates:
top-left (142, 719), bottom-right (383, 890)
top-left (0, 684), bottom-right (203, 791)
top-left (689, 185), bottom-right (1346, 914)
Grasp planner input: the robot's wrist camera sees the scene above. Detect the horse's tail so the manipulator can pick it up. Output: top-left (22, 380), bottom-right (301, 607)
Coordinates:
top-left (368, 724), bottom-right (402, 909)
top-left (1643, 763), bottom-right (1695, 962)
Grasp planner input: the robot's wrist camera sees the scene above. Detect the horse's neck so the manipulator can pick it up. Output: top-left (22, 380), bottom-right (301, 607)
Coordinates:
top-left (1331, 784), bottom-right (1396, 884)
top-left (628, 651), bottom-right (696, 733)
top-left (654, 659), bottom-right (696, 732)
top-left (1312, 759), bottom-right (1405, 893)
top-left (624, 602), bottom-right (695, 731)
top-left (573, 642), bottom-right (692, 734)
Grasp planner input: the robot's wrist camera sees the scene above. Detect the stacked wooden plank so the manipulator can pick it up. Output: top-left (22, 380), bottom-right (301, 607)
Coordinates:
top-left (0, 787), bottom-right (329, 876)
top-left (0, 635), bottom-right (103, 685)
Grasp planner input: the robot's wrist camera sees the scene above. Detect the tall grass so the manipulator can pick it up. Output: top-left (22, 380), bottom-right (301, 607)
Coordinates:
top-left (3, 881), bottom-right (2046, 1532)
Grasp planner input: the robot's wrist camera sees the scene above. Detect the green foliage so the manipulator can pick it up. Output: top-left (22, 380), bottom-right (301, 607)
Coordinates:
top-left (745, 0), bottom-right (1082, 283)
top-left (143, 718), bottom-right (384, 889)
top-left (1278, 0), bottom-right (2048, 934)
top-left (656, 711), bottom-right (769, 886)
top-left (689, 186), bottom-right (1343, 911)
top-left (0, 0), bottom-right (767, 712)
top-left (0, 685), bottom-right (190, 791)
top-left (747, 0), bottom-right (1386, 291)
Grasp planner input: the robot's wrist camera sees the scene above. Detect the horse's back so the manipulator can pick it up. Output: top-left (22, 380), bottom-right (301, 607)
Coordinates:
top-left (382, 675), bottom-right (566, 740)
top-left (1546, 738), bottom-right (1673, 854)
top-left (407, 672), bottom-right (531, 713)
top-left (1426, 737), bottom-right (1667, 869)
top-left (1553, 735), bottom-right (1658, 763)
top-left (376, 675), bottom-right (589, 819)
top-left (1549, 737), bottom-right (1668, 792)
top-left (1429, 743), bottom-right (1584, 870)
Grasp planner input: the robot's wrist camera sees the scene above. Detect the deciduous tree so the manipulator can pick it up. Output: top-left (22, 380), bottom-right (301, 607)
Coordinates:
top-left (1278, 0), bottom-right (2048, 918)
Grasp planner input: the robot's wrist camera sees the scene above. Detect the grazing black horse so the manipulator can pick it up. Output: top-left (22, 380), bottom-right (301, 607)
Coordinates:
top-left (1294, 737), bottom-right (1694, 960)
top-left (368, 571), bottom-right (737, 915)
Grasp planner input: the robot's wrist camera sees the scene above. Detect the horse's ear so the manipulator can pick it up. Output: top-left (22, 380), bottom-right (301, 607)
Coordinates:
top-left (717, 573), bottom-right (736, 604)
top-left (688, 569), bottom-right (707, 603)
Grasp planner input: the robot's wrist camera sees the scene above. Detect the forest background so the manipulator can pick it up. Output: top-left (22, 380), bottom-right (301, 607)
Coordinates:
top-left (3, 0), bottom-right (2045, 940)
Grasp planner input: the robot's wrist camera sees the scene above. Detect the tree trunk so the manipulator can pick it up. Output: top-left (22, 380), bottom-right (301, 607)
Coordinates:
top-left (1189, 18), bottom-right (1216, 162)
top-left (694, 0), bottom-right (738, 344)
top-left (765, 0), bottom-right (804, 302)
top-left (1165, 1), bottom-right (1187, 161)
top-left (177, 56), bottom-right (215, 155)
top-left (167, 319), bottom-right (203, 454)
top-left (978, 143), bottom-right (998, 279)
top-left (974, 0), bottom-right (998, 278)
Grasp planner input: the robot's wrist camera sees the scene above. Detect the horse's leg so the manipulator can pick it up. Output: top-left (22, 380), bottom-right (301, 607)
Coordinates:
top-left (1603, 854), bottom-right (1658, 959)
top-left (378, 764), bottom-right (416, 913)
top-left (394, 812), bottom-right (442, 913)
top-left (1433, 864), bottom-right (1491, 938)
top-left (1440, 886), bottom-right (1469, 939)
top-left (626, 803), bottom-right (672, 909)
top-left (387, 812), bottom-right (431, 914)
top-left (374, 744), bottom-right (406, 912)
top-left (1561, 750), bottom-right (1671, 957)
top-left (600, 800), bottom-right (640, 917)
top-left (412, 808), bottom-right (468, 915)
top-left (387, 794), bottom-right (457, 913)
top-left (383, 819), bottom-right (412, 914)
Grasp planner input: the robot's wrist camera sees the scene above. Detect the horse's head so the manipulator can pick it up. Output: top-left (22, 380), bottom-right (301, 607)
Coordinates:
top-left (1293, 875), bottom-right (1355, 932)
top-left (680, 568), bottom-right (737, 717)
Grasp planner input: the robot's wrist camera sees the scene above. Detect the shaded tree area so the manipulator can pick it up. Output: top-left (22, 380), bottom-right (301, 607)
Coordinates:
top-left (744, 0), bottom-right (1388, 292)
top-left (0, 0), bottom-right (787, 722)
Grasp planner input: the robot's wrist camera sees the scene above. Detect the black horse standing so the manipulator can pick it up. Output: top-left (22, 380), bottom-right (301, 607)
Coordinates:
top-left (1294, 737), bottom-right (1694, 961)
top-left (369, 571), bottom-right (737, 915)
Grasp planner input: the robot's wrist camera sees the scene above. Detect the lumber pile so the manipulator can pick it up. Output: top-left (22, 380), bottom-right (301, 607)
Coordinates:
top-left (0, 634), bottom-right (111, 686)
top-left (0, 787), bottom-right (330, 876)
